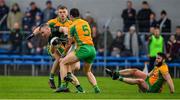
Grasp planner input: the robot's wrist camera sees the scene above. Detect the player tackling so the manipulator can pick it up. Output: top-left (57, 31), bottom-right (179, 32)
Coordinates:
top-left (56, 8), bottom-right (101, 93)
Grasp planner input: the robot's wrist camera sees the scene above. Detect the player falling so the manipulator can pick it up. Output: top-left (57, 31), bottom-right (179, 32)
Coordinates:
top-left (106, 52), bottom-right (174, 93)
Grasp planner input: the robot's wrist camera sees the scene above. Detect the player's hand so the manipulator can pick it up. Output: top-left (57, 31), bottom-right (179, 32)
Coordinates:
top-left (59, 27), bottom-right (68, 34)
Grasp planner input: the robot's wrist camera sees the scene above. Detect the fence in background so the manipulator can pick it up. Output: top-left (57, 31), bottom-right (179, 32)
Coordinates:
top-left (0, 54), bottom-right (180, 77)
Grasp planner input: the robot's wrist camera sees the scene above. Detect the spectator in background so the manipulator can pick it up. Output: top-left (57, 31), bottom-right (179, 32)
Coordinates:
top-left (0, 0), bottom-right (9, 43)
top-left (158, 10), bottom-right (171, 42)
top-left (97, 26), bottom-right (113, 56)
top-left (9, 22), bottom-right (23, 54)
top-left (84, 11), bottom-right (97, 28)
top-left (166, 26), bottom-right (180, 61)
top-left (33, 13), bottom-right (42, 26)
top-left (0, 0), bottom-right (9, 30)
top-left (148, 26), bottom-right (164, 72)
top-left (22, 10), bottom-right (33, 31)
top-left (92, 26), bottom-right (100, 50)
top-left (124, 26), bottom-right (139, 56)
top-left (111, 30), bottom-right (125, 57)
top-left (42, 0), bottom-right (56, 23)
top-left (175, 26), bottom-right (180, 42)
top-left (137, 1), bottom-right (152, 56)
top-left (137, 1), bottom-right (152, 32)
top-left (7, 3), bottom-right (23, 30)
top-left (29, 2), bottom-right (41, 24)
top-left (121, 0), bottom-right (136, 32)
top-left (149, 12), bottom-right (157, 28)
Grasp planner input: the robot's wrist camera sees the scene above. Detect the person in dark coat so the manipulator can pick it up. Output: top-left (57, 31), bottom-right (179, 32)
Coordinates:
top-left (121, 0), bottom-right (136, 32)
top-left (137, 1), bottom-right (152, 32)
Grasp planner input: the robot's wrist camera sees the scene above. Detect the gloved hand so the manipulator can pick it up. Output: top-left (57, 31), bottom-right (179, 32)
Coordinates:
top-left (50, 37), bottom-right (61, 46)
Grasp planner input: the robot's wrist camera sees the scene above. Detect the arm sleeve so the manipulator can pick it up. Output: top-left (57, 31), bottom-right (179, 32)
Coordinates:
top-left (70, 25), bottom-right (75, 37)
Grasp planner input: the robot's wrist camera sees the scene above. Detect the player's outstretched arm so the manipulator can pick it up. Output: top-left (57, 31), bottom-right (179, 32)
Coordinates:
top-left (162, 73), bottom-right (175, 94)
top-left (26, 27), bottom-right (40, 40)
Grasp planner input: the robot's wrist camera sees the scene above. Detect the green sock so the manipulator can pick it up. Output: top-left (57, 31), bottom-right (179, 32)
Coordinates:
top-left (65, 81), bottom-right (69, 88)
top-left (60, 81), bottom-right (67, 88)
top-left (67, 72), bottom-right (71, 77)
top-left (49, 73), bottom-right (54, 80)
top-left (76, 85), bottom-right (84, 92)
top-left (93, 85), bottom-right (100, 93)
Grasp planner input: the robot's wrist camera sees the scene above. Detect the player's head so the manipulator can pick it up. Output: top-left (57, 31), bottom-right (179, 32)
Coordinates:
top-left (155, 52), bottom-right (166, 67)
top-left (154, 25), bottom-right (160, 37)
top-left (70, 8), bottom-right (80, 20)
top-left (39, 24), bottom-right (51, 38)
top-left (56, 5), bottom-right (68, 20)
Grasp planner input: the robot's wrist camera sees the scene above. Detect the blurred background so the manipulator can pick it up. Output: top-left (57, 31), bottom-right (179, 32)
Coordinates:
top-left (0, 0), bottom-right (180, 77)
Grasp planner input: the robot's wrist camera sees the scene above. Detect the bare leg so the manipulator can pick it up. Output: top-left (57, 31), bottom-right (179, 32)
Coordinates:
top-left (50, 59), bottom-right (59, 74)
top-left (57, 52), bottom-right (85, 92)
top-left (83, 62), bottom-right (100, 93)
top-left (59, 52), bottom-right (79, 82)
top-left (83, 63), bottom-right (97, 86)
top-left (121, 78), bottom-right (149, 92)
top-left (49, 50), bottom-right (60, 89)
top-left (50, 50), bottom-right (60, 74)
top-left (119, 68), bottom-right (147, 80)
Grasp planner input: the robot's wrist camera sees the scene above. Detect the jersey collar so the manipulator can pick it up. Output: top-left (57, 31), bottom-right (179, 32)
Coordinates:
top-left (72, 17), bottom-right (80, 22)
top-left (57, 17), bottom-right (68, 24)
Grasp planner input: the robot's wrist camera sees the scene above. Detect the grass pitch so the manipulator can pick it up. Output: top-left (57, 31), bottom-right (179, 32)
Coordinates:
top-left (0, 76), bottom-right (180, 99)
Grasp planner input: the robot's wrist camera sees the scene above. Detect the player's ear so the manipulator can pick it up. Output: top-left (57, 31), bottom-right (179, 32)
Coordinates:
top-left (162, 59), bottom-right (165, 63)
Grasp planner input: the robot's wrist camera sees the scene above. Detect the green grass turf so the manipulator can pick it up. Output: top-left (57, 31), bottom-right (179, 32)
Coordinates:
top-left (0, 76), bottom-right (180, 99)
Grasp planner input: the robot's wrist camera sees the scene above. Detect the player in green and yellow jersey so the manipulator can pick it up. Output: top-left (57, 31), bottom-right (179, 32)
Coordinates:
top-left (46, 5), bottom-right (73, 89)
top-left (106, 52), bottom-right (174, 93)
top-left (26, 5), bottom-right (81, 91)
top-left (56, 8), bottom-right (100, 93)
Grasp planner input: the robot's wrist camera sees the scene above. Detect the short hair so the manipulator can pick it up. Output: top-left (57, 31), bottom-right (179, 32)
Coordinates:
top-left (70, 8), bottom-right (80, 18)
top-left (176, 26), bottom-right (180, 29)
top-left (157, 52), bottom-right (166, 59)
top-left (46, 0), bottom-right (52, 4)
top-left (57, 5), bottom-right (67, 10)
top-left (161, 10), bottom-right (167, 15)
top-left (155, 24), bottom-right (160, 29)
top-left (142, 1), bottom-right (148, 5)
top-left (39, 23), bottom-right (49, 31)
top-left (30, 2), bottom-right (35, 6)
top-left (151, 12), bottom-right (156, 16)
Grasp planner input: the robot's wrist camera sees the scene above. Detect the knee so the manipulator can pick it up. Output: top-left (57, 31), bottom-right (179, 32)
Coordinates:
top-left (75, 64), bottom-right (80, 71)
top-left (60, 59), bottom-right (66, 66)
top-left (137, 79), bottom-right (144, 84)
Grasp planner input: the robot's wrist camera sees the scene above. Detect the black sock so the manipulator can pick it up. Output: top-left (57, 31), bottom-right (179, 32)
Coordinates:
top-left (58, 72), bottom-right (61, 87)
